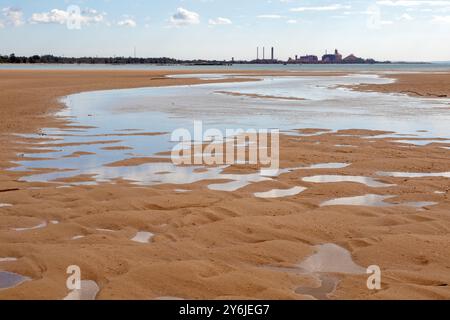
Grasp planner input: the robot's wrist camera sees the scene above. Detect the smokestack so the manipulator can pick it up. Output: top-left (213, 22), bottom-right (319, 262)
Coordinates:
top-left (271, 47), bottom-right (274, 60)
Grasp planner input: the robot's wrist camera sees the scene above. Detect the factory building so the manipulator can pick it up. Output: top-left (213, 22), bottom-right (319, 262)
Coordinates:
top-left (322, 49), bottom-right (342, 64)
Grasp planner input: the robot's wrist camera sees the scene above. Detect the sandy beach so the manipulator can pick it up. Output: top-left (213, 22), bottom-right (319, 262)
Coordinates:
top-left (0, 70), bottom-right (449, 300)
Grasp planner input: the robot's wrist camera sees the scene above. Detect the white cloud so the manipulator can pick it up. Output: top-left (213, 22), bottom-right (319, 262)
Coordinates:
top-left (398, 13), bottom-right (414, 20)
top-left (432, 15), bottom-right (450, 23)
top-left (170, 7), bottom-right (200, 26)
top-left (117, 18), bottom-right (137, 27)
top-left (30, 8), bottom-right (105, 26)
top-left (286, 19), bottom-right (298, 24)
top-left (290, 4), bottom-right (351, 12)
top-left (257, 14), bottom-right (283, 19)
top-left (2, 7), bottom-right (24, 27)
top-left (377, 1), bottom-right (450, 7)
top-left (208, 17), bottom-right (232, 25)
top-left (30, 9), bottom-right (68, 24)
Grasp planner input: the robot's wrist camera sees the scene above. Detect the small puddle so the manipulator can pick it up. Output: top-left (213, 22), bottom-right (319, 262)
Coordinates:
top-left (71, 235), bottom-right (85, 240)
top-left (0, 271), bottom-right (30, 290)
top-left (0, 258), bottom-right (18, 262)
top-left (295, 274), bottom-right (339, 301)
top-left (395, 139), bottom-right (450, 146)
top-left (302, 175), bottom-right (394, 188)
top-left (0, 204), bottom-right (12, 208)
top-left (254, 186), bottom-right (306, 199)
top-left (208, 163), bottom-right (349, 192)
top-left (295, 244), bottom-right (365, 300)
top-left (321, 194), bottom-right (438, 209)
top-left (335, 144), bottom-right (356, 148)
top-left (321, 194), bottom-right (394, 207)
top-left (303, 163), bottom-right (350, 170)
top-left (131, 231), bottom-right (154, 244)
top-left (399, 201), bottom-right (438, 209)
top-left (298, 244), bottom-right (366, 274)
top-left (377, 171), bottom-right (450, 178)
top-left (208, 172), bottom-right (273, 192)
top-left (12, 221), bottom-right (47, 232)
top-left (63, 280), bottom-right (100, 300)
top-left (266, 243), bottom-right (365, 300)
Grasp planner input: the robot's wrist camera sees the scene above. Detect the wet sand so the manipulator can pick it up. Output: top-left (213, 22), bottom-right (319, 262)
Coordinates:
top-left (0, 70), bottom-right (449, 300)
top-left (351, 73), bottom-right (450, 98)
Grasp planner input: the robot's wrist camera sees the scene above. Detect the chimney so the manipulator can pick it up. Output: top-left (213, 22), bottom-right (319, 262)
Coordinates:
top-left (271, 47), bottom-right (274, 60)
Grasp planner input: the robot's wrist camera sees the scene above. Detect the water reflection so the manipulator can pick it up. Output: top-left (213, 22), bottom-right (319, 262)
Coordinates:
top-left (321, 194), bottom-right (394, 207)
top-left (131, 231), bottom-right (154, 244)
top-left (63, 280), bottom-right (99, 300)
top-left (302, 175), bottom-right (394, 188)
top-left (254, 186), bottom-right (306, 199)
top-left (10, 74), bottom-right (450, 186)
top-left (0, 271), bottom-right (30, 290)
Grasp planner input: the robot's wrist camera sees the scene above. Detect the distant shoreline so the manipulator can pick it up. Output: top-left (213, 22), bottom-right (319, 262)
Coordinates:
top-left (0, 61), bottom-right (435, 66)
top-left (0, 53), bottom-right (437, 66)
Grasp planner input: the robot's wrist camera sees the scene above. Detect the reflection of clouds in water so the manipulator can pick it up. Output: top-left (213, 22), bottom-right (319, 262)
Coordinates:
top-left (321, 194), bottom-right (394, 207)
top-left (303, 175), bottom-right (395, 188)
top-left (13, 221), bottom-right (47, 232)
top-left (11, 75), bottom-right (450, 185)
top-left (254, 186), bottom-right (306, 199)
top-left (299, 244), bottom-right (366, 274)
top-left (0, 271), bottom-right (31, 290)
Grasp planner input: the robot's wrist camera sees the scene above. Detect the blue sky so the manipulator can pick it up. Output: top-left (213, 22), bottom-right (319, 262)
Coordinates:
top-left (0, 0), bottom-right (449, 61)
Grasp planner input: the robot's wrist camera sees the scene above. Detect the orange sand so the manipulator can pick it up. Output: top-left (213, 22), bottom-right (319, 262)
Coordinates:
top-left (0, 70), bottom-right (449, 300)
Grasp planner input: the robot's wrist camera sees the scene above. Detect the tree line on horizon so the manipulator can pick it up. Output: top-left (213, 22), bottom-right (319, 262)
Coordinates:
top-left (0, 53), bottom-right (180, 64)
top-left (0, 53), bottom-right (400, 65)
top-left (0, 53), bottom-right (236, 65)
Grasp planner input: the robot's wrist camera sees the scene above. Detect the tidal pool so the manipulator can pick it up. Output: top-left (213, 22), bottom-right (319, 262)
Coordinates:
top-left (0, 258), bottom-right (18, 262)
top-left (12, 221), bottom-right (47, 232)
top-left (321, 194), bottom-right (438, 209)
top-left (298, 244), bottom-right (366, 275)
top-left (9, 74), bottom-right (450, 186)
top-left (296, 244), bottom-right (366, 300)
top-left (131, 231), bottom-right (154, 244)
top-left (63, 280), bottom-right (100, 300)
top-left (321, 194), bottom-right (394, 207)
top-left (302, 175), bottom-right (394, 188)
top-left (295, 274), bottom-right (339, 301)
top-left (254, 186), bottom-right (306, 199)
top-left (0, 271), bottom-right (30, 290)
